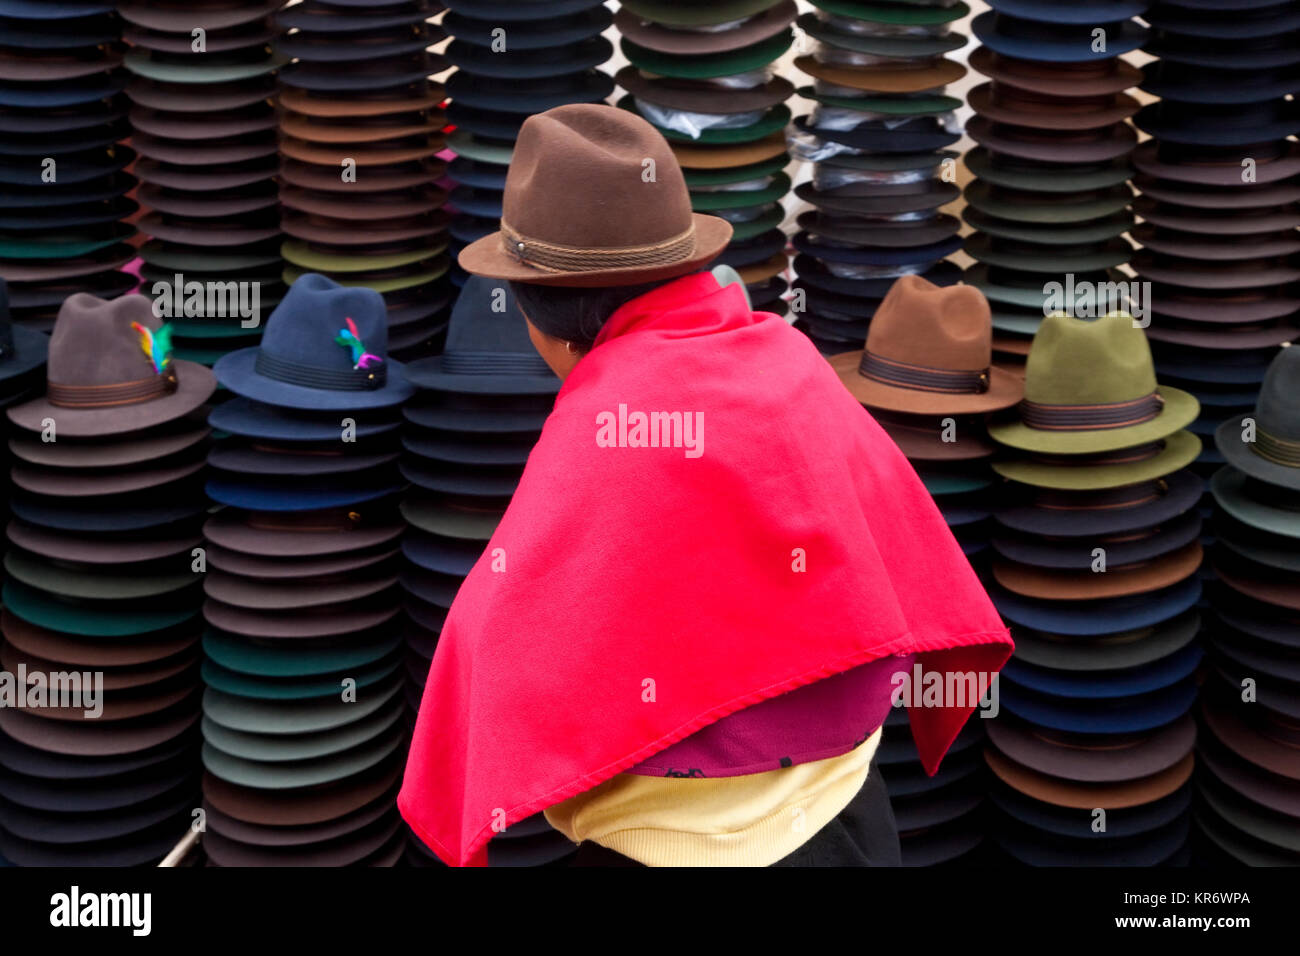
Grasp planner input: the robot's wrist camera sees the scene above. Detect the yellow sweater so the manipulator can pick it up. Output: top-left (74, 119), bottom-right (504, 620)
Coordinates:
top-left (543, 727), bottom-right (882, 867)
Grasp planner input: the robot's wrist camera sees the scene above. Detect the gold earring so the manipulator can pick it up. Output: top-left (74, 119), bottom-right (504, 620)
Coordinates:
top-left (565, 341), bottom-right (579, 355)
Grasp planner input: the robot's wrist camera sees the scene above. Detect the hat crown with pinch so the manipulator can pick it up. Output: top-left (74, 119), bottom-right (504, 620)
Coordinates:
top-left (48, 293), bottom-right (168, 389)
top-left (866, 274), bottom-right (992, 374)
top-left (258, 272), bottom-right (389, 378)
top-left (1252, 344), bottom-right (1300, 446)
top-left (500, 103), bottom-right (697, 263)
top-left (1023, 311), bottom-right (1157, 407)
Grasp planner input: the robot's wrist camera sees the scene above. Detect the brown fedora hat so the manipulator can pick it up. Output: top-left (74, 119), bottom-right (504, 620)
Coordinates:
top-left (616, 0), bottom-right (796, 54)
top-left (872, 410), bottom-right (998, 461)
top-left (992, 540), bottom-right (1203, 601)
top-left (829, 275), bottom-right (1024, 415)
top-left (793, 56), bottom-right (965, 94)
top-left (7, 294), bottom-right (216, 438)
top-left (278, 85), bottom-right (445, 119)
top-left (670, 131), bottom-right (788, 169)
top-left (969, 47), bottom-right (1142, 98)
top-left (458, 104), bottom-right (733, 288)
top-left (984, 745), bottom-right (1194, 809)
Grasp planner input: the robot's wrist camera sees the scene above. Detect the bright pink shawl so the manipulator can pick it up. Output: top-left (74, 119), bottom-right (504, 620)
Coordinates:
top-left (399, 273), bottom-right (1013, 866)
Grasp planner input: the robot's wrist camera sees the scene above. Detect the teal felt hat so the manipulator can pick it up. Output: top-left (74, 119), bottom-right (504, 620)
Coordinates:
top-left (200, 654), bottom-right (401, 700)
top-left (445, 129), bottom-right (512, 166)
top-left (1211, 467), bottom-right (1300, 539)
top-left (689, 173), bottom-right (792, 211)
top-left (964, 235), bottom-right (1135, 273)
top-left (201, 631), bottom-right (403, 679)
top-left (199, 695), bottom-right (406, 763)
top-left (201, 674), bottom-right (404, 735)
top-left (796, 85), bottom-right (961, 115)
top-left (2, 581), bottom-right (199, 636)
top-left (123, 50), bottom-right (288, 84)
top-left (963, 207), bottom-right (1135, 246)
top-left (725, 205), bottom-right (787, 242)
top-left (964, 147), bottom-right (1135, 192)
top-left (964, 180), bottom-right (1134, 224)
top-left (621, 30), bottom-right (793, 79)
top-left (201, 725), bottom-right (405, 789)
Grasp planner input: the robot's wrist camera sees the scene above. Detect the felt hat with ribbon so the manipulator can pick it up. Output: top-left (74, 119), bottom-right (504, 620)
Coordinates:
top-left (1215, 345), bottom-right (1300, 492)
top-left (989, 311), bottom-right (1200, 455)
top-left (214, 272), bottom-right (413, 411)
top-left (458, 103), bottom-right (733, 288)
top-left (7, 294), bottom-right (214, 437)
top-left (830, 274), bottom-right (1024, 415)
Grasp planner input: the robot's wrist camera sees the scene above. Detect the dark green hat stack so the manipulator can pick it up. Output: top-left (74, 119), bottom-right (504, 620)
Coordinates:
top-left (0, 1), bottom-right (137, 329)
top-left (1201, 345), bottom-right (1300, 865)
top-left (398, 277), bottom-right (574, 867)
top-left (790, 0), bottom-right (970, 354)
top-left (199, 274), bottom-right (412, 867)
top-left (120, 1), bottom-right (290, 366)
top-left (274, 0), bottom-right (454, 362)
top-left (615, 0), bottom-right (797, 314)
top-left (1131, 0), bottom-right (1300, 491)
top-left (0, 292), bottom-right (215, 866)
top-left (962, 0), bottom-right (1150, 366)
top-left (441, 0), bottom-right (614, 289)
top-left (982, 311), bottom-right (1206, 866)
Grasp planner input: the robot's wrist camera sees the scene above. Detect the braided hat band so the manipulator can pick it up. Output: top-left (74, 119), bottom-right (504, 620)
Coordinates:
top-left (500, 219), bottom-right (698, 275)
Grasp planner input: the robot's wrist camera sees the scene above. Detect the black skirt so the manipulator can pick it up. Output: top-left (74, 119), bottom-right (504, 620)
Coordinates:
top-left (567, 754), bottom-right (901, 867)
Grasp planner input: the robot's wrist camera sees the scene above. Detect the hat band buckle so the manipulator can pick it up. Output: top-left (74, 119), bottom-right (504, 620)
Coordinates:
top-left (500, 219), bottom-right (697, 275)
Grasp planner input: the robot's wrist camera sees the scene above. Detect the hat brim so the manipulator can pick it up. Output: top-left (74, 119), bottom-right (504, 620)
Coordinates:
top-left (458, 213), bottom-right (734, 289)
top-left (992, 540), bottom-right (1203, 601)
top-left (1211, 466), bottom-right (1300, 537)
top-left (992, 429), bottom-right (1202, 490)
top-left (214, 348), bottom-right (414, 411)
top-left (1215, 417), bottom-right (1300, 492)
top-left (986, 712), bottom-right (1195, 783)
top-left (7, 360), bottom-right (215, 437)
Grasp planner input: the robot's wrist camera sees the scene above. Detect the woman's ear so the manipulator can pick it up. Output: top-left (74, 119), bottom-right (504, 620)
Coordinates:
top-left (523, 315), bottom-right (583, 381)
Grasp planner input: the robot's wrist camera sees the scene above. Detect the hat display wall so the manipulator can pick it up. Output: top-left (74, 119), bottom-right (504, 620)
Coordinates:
top-left (398, 276), bottom-right (574, 867)
top-left (615, 0), bottom-right (797, 313)
top-left (120, 1), bottom-right (290, 366)
top-left (1132, 0), bottom-right (1300, 491)
top-left (1201, 345), bottom-right (1300, 865)
top-left (0, 292), bottom-right (215, 866)
top-left (274, 0), bottom-right (451, 362)
top-left (983, 310), bottom-right (1206, 866)
top-left (200, 273), bottom-right (411, 866)
top-left (832, 275), bottom-right (1021, 865)
top-left (0, 1), bottom-right (138, 330)
top-left (963, 0), bottom-right (1150, 365)
top-left (789, 0), bottom-right (970, 353)
top-left (441, 0), bottom-right (614, 291)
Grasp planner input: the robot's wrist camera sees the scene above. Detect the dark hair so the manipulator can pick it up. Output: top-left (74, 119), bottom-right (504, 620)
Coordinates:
top-left (509, 279), bottom-right (668, 353)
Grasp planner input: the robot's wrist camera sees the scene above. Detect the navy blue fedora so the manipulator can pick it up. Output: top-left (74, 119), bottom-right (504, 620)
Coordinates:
top-left (994, 468), bottom-right (1204, 538)
top-left (208, 396), bottom-right (402, 442)
top-left (0, 1), bottom-right (114, 16)
top-left (1135, 100), bottom-right (1300, 146)
top-left (444, 70), bottom-right (614, 115)
top-left (215, 273), bottom-right (413, 411)
top-left (1000, 642), bottom-right (1203, 699)
top-left (442, 0), bottom-right (608, 19)
top-left (992, 510), bottom-right (1203, 570)
top-left (403, 277), bottom-right (560, 396)
top-left (444, 6), bottom-right (611, 48)
top-left (992, 813), bottom-right (1190, 866)
top-left (984, 0), bottom-right (1149, 22)
top-left (206, 474), bottom-right (403, 512)
top-left (401, 529), bottom-right (483, 578)
top-left (400, 457), bottom-right (523, 498)
top-left (972, 13), bottom-right (1149, 62)
top-left (998, 676), bottom-right (1199, 733)
top-left (989, 777), bottom-right (1192, 839)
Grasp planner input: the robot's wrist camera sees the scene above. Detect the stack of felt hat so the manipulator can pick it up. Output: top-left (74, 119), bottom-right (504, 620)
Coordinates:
top-left (199, 273), bottom-right (412, 866)
top-left (831, 275), bottom-right (1022, 865)
top-left (442, 0), bottom-right (614, 287)
top-left (120, 0), bottom-right (289, 365)
top-left (615, 0), bottom-right (796, 313)
top-left (963, 0), bottom-right (1150, 367)
top-left (0, 1), bottom-right (137, 329)
top-left (0, 293), bottom-right (216, 866)
top-left (274, 1), bottom-right (453, 361)
top-left (1132, 0), bottom-right (1300, 485)
top-left (788, 0), bottom-right (969, 354)
top-left (981, 311), bottom-right (1205, 866)
top-left (1199, 346), bottom-right (1300, 865)
top-left (398, 277), bottom-right (574, 867)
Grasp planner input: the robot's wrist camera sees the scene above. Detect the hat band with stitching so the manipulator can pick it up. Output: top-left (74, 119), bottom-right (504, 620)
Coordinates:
top-left (500, 218), bottom-right (697, 274)
top-left (440, 349), bottom-right (553, 377)
top-left (255, 350), bottom-right (386, 391)
top-left (858, 350), bottom-right (990, 394)
top-left (1252, 427), bottom-right (1300, 469)
top-left (1020, 391), bottom-right (1164, 432)
top-left (47, 372), bottom-right (178, 409)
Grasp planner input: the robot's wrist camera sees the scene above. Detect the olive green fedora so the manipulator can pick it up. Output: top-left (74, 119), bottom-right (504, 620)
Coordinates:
top-left (989, 311), bottom-right (1200, 455)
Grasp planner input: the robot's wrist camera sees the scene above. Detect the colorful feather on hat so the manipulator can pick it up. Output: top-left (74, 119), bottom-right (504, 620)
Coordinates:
top-left (335, 317), bottom-right (382, 371)
top-left (131, 322), bottom-right (173, 375)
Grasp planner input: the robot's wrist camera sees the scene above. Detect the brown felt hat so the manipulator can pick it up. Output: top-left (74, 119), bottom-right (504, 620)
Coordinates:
top-left (670, 131), bottom-right (789, 169)
top-left (969, 47), bottom-right (1142, 98)
top-left (458, 104), bottom-right (733, 288)
top-left (829, 275), bottom-right (1024, 415)
top-left (793, 56), bottom-right (966, 94)
top-left (992, 539), bottom-right (1204, 601)
top-left (615, 0), bottom-right (796, 54)
top-left (984, 745), bottom-right (1194, 809)
top-left (7, 294), bottom-right (216, 438)
top-left (278, 85), bottom-right (445, 119)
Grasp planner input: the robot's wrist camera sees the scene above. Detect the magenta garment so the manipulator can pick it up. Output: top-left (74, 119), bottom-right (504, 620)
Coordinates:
top-left (626, 653), bottom-right (916, 777)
